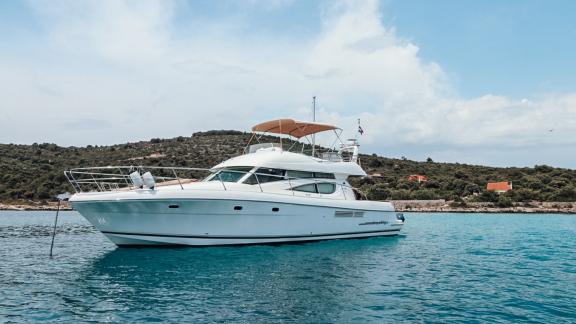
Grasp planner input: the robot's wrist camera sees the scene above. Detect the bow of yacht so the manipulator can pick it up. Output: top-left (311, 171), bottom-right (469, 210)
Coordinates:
top-left (66, 119), bottom-right (404, 246)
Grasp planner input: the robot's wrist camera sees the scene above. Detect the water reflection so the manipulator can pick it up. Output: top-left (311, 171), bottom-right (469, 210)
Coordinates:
top-left (78, 237), bottom-right (403, 322)
top-left (0, 224), bottom-right (95, 238)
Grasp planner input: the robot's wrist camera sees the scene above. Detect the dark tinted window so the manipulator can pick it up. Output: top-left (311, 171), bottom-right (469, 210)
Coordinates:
top-left (286, 170), bottom-right (314, 178)
top-left (243, 174), bottom-right (258, 185)
top-left (255, 168), bottom-right (286, 183)
top-left (314, 172), bottom-right (335, 179)
top-left (292, 184), bottom-right (317, 193)
top-left (317, 183), bottom-right (336, 194)
top-left (285, 170), bottom-right (334, 179)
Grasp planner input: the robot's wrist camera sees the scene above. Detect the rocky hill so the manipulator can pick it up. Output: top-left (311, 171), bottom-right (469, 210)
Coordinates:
top-left (1, 130), bottom-right (575, 206)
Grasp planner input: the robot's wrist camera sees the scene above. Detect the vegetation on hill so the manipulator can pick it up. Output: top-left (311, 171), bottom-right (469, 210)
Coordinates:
top-left (355, 155), bottom-right (576, 204)
top-left (0, 131), bottom-right (575, 203)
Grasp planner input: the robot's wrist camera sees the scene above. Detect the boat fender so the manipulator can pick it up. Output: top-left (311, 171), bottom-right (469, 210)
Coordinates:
top-left (129, 171), bottom-right (144, 189)
top-left (142, 171), bottom-right (156, 190)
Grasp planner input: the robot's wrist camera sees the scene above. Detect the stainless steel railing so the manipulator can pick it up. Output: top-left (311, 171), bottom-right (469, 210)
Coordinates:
top-left (243, 142), bottom-right (354, 162)
top-left (64, 166), bottom-right (367, 200)
top-left (64, 166), bottom-right (210, 193)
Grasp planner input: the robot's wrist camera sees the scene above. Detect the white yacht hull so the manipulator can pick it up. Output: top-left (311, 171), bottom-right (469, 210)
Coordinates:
top-left (71, 190), bottom-right (403, 246)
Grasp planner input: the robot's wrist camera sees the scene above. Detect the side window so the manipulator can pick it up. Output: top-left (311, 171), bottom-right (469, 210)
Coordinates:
top-left (317, 183), bottom-right (336, 194)
top-left (243, 174), bottom-right (258, 185)
top-left (255, 168), bottom-right (286, 183)
top-left (286, 170), bottom-right (314, 179)
top-left (292, 184), bottom-right (317, 193)
top-left (314, 172), bottom-right (335, 179)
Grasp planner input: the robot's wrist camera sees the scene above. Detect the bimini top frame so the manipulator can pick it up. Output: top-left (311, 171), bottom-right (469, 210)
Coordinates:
top-left (247, 118), bottom-right (357, 162)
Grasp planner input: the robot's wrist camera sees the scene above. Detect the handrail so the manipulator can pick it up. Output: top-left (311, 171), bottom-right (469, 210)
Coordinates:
top-left (243, 142), bottom-right (353, 162)
top-left (64, 165), bottom-right (367, 200)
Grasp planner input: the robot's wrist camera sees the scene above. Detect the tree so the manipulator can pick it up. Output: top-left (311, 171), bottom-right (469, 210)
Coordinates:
top-left (367, 184), bottom-right (390, 200)
top-left (476, 190), bottom-right (499, 203)
top-left (413, 189), bottom-right (438, 200)
top-left (496, 195), bottom-right (513, 208)
top-left (551, 185), bottom-right (576, 202)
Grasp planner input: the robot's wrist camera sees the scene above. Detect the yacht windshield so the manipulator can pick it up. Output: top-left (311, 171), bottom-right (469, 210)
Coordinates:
top-left (242, 169), bottom-right (336, 185)
top-left (207, 167), bottom-right (253, 183)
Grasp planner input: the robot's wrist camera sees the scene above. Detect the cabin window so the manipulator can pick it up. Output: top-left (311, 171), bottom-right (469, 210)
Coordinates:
top-left (285, 170), bottom-right (335, 179)
top-left (241, 168), bottom-right (336, 184)
top-left (314, 172), bottom-right (335, 179)
top-left (243, 174), bottom-right (258, 185)
top-left (286, 170), bottom-right (314, 179)
top-left (292, 184), bottom-right (317, 193)
top-left (255, 168), bottom-right (286, 183)
top-left (291, 183), bottom-right (337, 194)
top-left (317, 183), bottom-right (336, 194)
top-left (208, 167), bottom-right (252, 183)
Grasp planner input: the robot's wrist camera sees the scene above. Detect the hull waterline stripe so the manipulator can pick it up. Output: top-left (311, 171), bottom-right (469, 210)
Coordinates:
top-left (101, 229), bottom-right (400, 240)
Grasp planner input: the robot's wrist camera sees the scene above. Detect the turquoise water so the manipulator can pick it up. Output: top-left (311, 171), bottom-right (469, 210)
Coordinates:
top-left (1, 212), bottom-right (575, 323)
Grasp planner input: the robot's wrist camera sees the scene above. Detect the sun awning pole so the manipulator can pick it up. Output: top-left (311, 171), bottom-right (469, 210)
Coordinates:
top-left (312, 96), bottom-right (316, 157)
top-left (279, 119), bottom-right (283, 149)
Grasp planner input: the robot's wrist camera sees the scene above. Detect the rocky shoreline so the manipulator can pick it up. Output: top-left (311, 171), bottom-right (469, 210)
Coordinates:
top-left (0, 202), bottom-right (72, 211)
top-left (392, 200), bottom-right (576, 214)
top-left (1, 200), bottom-right (575, 214)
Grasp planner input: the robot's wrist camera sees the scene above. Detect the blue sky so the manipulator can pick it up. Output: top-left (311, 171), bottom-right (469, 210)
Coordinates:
top-left (381, 0), bottom-right (576, 98)
top-left (0, 0), bottom-right (575, 168)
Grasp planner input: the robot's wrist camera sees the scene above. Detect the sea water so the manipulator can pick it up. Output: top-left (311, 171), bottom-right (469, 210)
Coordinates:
top-left (0, 211), bottom-right (574, 323)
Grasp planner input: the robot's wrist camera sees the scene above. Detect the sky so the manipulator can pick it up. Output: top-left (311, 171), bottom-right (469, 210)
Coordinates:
top-left (1, 0), bottom-right (575, 168)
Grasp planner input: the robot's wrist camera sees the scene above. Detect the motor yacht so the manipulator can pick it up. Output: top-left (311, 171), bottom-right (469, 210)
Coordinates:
top-left (66, 119), bottom-right (404, 246)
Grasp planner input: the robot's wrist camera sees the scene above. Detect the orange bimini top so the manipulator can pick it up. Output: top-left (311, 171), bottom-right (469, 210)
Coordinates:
top-left (486, 181), bottom-right (511, 191)
top-left (251, 119), bottom-right (340, 139)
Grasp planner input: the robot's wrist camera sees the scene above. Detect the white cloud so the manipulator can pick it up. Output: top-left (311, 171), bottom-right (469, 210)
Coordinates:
top-left (1, 0), bottom-right (575, 167)
top-left (27, 0), bottom-right (173, 62)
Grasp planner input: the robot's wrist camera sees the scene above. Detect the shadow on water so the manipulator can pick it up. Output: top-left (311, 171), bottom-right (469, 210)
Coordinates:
top-left (73, 236), bottom-right (403, 321)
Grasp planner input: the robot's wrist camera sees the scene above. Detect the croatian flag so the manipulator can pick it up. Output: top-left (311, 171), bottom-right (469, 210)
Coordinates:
top-left (358, 125), bottom-right (364, 135)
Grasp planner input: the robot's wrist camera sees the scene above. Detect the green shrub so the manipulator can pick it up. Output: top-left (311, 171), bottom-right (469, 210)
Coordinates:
top-left (496, 196), bottom-right (513, 208)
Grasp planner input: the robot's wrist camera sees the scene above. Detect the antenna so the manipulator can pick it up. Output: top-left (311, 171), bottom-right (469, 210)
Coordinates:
top-left (312, 96), bottom-right (316, 157)
top-left (313, 96), bottom-right (316, 122)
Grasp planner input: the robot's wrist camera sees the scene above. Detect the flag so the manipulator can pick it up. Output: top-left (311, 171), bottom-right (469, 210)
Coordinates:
top-left (358, 125), bottom-right (364, 135)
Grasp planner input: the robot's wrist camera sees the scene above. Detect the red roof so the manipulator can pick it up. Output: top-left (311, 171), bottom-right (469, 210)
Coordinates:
top-left (408, 175), bottom-right (427, 182)
top-left (487, 182), bottom-right (511, 191)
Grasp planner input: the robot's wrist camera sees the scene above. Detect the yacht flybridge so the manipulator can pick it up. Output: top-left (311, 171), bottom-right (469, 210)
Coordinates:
top-left (66, 119), bottom-right (404, 246)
